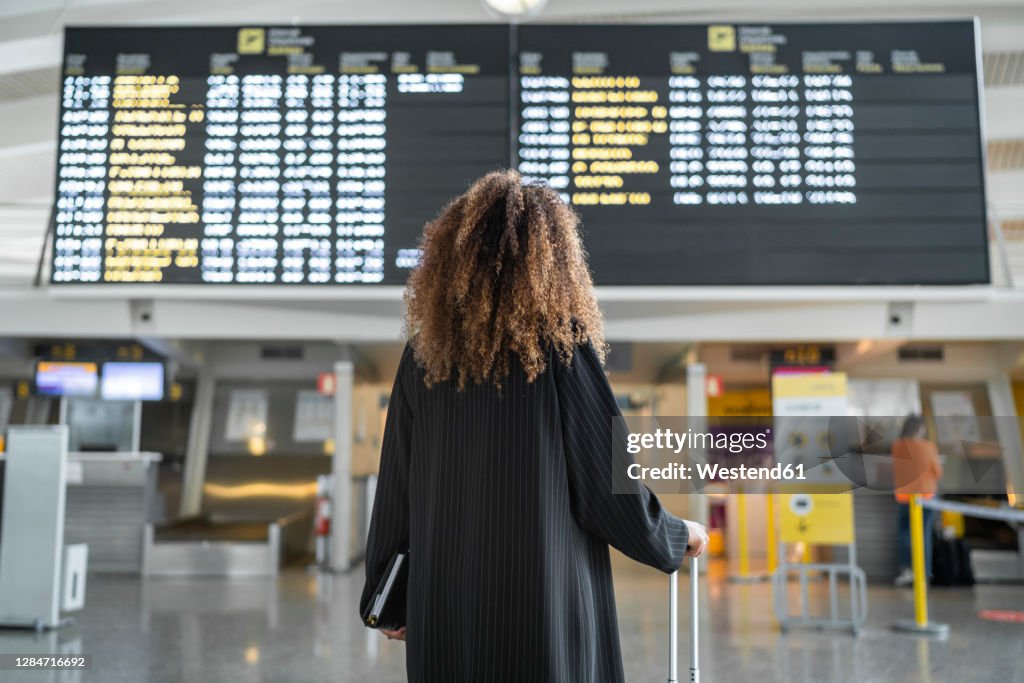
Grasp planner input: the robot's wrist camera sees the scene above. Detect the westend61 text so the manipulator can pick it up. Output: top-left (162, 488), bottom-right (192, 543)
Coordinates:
top-left (626, 462), bottom-right (807, 482)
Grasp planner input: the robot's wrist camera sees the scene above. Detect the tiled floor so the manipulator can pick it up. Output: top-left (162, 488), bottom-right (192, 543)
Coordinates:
top-left (1, 556), bottom-right (1022, 682)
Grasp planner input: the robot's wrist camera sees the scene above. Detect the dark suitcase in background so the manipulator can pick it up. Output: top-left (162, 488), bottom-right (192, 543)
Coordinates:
top-left (931, 532), bottom-right (975, 587)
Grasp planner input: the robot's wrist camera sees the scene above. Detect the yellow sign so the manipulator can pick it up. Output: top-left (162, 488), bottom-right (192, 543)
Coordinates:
top-left (772, 373), bottom-right (847, 399)
top-left (37, 361), bottom-right (96, 374)
top-left (708, 25), bottom-right (736, 52)
top-left (777, 493), bottom-right (854, 545)
top-left (52, 343), bottom-right (76, 359)
top-left (238, 28), bottom-right (266, 55)
top-left (708, 388), bottom-right (772, 417)
top-left (782, 344), bottom-right (824, 365)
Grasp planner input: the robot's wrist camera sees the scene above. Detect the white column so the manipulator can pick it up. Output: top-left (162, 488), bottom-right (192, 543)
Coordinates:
top-left (179, 369), bottom-right (215, 517)
top-left (131, 399), bottom-right (142, 453)
top-left (986, 374), bottom-right (1024, 579)
top-left (987, 375), bottom-right (1024, 504)
top-left (330, 360), bottom-right (355, 572)
top-left (686, 362), bottom-right (707, 419)
top-left (685, 361), bottom-right (710, 564)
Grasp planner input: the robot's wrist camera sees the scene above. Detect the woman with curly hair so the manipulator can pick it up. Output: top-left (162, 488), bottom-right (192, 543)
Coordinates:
top-left (360, 170), bottom-right (707, 683)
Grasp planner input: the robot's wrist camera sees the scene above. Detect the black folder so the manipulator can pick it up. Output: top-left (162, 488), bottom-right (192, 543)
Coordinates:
top-left (361, 552), bottom-right (408, 630)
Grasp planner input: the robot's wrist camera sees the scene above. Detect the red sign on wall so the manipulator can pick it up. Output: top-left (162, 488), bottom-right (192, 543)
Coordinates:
top-left (317, 372), bottom-right (336, 396)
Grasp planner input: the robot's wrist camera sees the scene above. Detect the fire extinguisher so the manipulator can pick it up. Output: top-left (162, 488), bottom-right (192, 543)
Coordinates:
top-left (314, 474), bottom-right (333, 567)
top-left (315, 495), bottom-right (331, 537)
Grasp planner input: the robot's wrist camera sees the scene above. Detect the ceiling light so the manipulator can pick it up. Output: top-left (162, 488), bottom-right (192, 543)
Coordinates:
top-left (481, 0), bottom-right (548, 20)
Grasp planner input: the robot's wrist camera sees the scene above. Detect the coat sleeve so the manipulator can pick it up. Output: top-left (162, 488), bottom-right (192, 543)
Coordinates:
top-left (359, 348), bottom-right (414, 622)
top-left (554, 342), bottom-right (689, 573)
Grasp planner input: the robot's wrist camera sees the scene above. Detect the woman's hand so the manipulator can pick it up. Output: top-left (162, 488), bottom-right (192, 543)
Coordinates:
top-left (381, 627), bottom-right (406, 641)
top-left (684, 520), bottom-right (709, 558)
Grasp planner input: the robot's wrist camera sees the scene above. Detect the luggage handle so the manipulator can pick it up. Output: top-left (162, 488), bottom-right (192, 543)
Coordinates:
top-left (668, 556), bottom-right (699, 683)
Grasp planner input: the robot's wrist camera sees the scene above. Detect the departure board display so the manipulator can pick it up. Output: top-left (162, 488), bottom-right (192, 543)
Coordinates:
top-left (53, 25), bottom-right (509, 284)
top-left (516, 22), bottom-right (988, 285)
top-left (52, 21), bottom-right (988, 287)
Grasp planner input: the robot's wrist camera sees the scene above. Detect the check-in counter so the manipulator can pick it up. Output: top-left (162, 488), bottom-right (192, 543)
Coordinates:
top-left (64, 451), bottom-right (162, 573)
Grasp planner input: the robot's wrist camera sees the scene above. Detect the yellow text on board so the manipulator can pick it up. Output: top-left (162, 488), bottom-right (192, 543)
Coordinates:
top-left (777, 493), bottom-right (854, 546)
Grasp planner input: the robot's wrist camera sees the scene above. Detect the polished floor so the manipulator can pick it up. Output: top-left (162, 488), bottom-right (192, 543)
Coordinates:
top-left (1, 555), bottom-right (1022, 683)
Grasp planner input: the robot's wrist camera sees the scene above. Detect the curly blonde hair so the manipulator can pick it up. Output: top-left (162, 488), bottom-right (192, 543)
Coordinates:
top-left (404, 170), bottom-right (606, 388)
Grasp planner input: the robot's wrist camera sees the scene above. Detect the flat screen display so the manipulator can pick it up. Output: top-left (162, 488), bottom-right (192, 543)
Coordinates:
top-left (101, 362), bottom-right (165, 400)
top-left (35, 361), bottom-right (99, 396)
top-left (53, 25), bottom-right (510, 285)
top-left (516, 22), bottom-right (988, 284)
top-left (51, 21), bottom-right (987, 286)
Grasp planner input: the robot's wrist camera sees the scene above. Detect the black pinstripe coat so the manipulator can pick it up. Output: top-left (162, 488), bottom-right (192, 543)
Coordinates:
top-left (360, 342), bottom-right (689, 683)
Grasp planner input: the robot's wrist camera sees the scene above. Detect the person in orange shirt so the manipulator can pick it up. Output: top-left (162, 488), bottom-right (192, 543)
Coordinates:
top-left (891, 415), bottom-right (943, 586)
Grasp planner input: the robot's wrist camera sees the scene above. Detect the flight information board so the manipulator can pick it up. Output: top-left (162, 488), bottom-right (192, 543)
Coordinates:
top-left (53, 25), bottom-right (509, 284)
top-left (52, 21), bottom-right (988, 287)
top-left (516, 22), bottom-right (988, 285)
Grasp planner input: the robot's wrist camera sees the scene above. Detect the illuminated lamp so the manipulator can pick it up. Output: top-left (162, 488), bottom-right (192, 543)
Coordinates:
top-left (481, 0), bottom-right (548, 20)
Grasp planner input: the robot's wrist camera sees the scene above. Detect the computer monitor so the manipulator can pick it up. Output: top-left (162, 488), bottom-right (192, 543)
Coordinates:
top-left (34, 361), bottom-right (99, 397)
top-left (100, 362), bottom-right (165, 401)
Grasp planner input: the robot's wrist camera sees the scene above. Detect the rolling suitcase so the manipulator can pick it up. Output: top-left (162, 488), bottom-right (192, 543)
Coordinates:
top-left (931, 532), bottom-right (975, 587)
top-left (668, 556), bottom-right (700, 683)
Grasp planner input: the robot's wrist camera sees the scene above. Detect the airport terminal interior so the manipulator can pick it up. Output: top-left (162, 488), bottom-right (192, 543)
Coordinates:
top-left (1, 0), bottom-right (1024, 681)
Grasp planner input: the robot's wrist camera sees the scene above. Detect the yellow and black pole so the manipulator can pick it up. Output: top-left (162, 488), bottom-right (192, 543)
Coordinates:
top-left (893, 495), bottom-right (949, 636)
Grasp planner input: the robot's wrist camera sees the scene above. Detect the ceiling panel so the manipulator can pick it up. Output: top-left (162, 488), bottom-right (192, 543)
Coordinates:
top-left (0, 65), bottom-right (60, 101)
top-left (988, 139), bottom-right (1024, 171)
top-left (984, 50), bottom-right (1024, 87)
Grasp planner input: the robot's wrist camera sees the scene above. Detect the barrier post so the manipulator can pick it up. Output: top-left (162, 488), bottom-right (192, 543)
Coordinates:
top-left (728, 493), bottom-right (761, 582)
top-left (910, 496), bottom-right (928, 626)
top-left (766, 494), bottom-right (777, 574)
top-left (738, 494), bottom-right (750, 577)
top-left (894, 495), bottom-right (949, 636)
